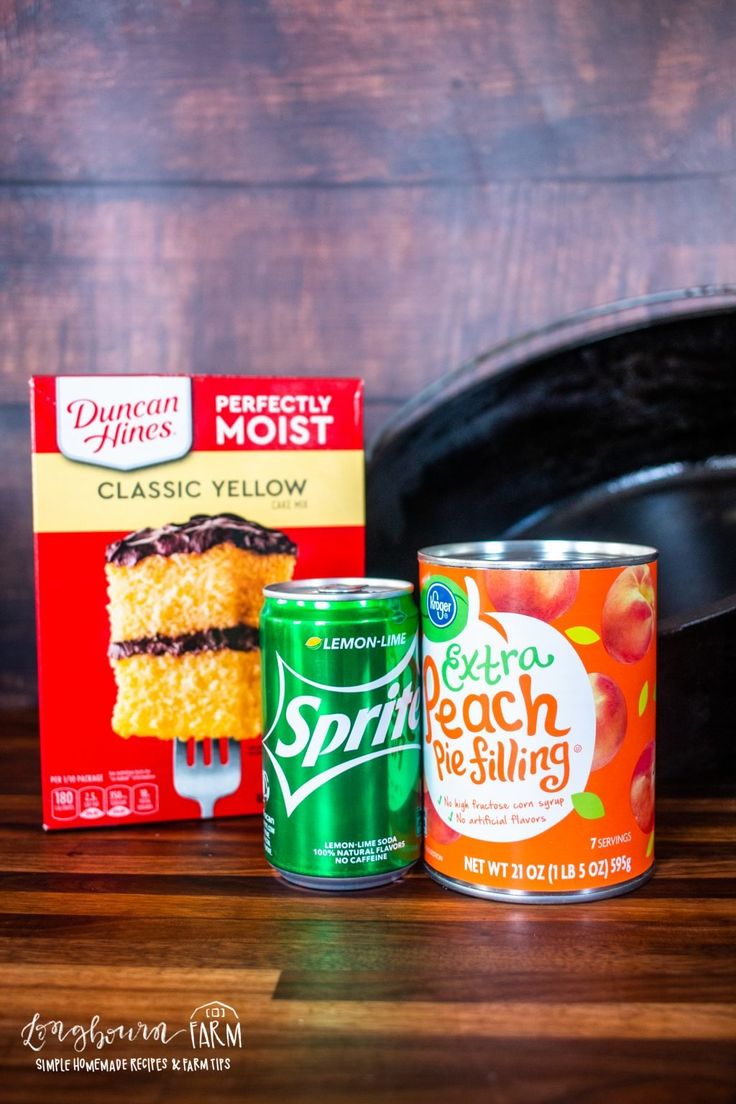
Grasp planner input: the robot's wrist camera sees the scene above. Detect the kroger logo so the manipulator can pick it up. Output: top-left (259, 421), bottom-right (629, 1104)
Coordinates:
top-left (426, 582), bottom-right (457, 628)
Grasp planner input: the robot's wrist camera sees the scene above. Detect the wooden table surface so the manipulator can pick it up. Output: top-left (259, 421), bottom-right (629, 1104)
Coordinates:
top-left (1, 711), bottom-right (735, 1103)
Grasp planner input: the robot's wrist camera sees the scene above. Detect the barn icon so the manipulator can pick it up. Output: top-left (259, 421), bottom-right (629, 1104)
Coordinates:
top-left (189, 1001), bottom-right (242, 1048)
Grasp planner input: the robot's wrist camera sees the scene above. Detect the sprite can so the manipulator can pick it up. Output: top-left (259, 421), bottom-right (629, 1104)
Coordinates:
top-left (261, 578), bottom-right (421, 890)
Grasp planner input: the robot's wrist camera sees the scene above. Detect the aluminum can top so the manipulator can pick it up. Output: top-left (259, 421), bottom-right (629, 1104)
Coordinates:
top-left (418, 540), bottom-right (657, 571)
top-left (264, 577), bottom-right (414, 601)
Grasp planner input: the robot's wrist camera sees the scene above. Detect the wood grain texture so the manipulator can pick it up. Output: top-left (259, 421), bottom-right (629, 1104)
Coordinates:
top-left (0, 715), bottom-right (734, 1102)
top-left (2, 179), bottom-right (736, 403)
top-left (1, 0), bottom-right (734, 185)
top-left (4, 177), bottom-right (735, 709)
top-left (2, 0), bottom-right (736, 716)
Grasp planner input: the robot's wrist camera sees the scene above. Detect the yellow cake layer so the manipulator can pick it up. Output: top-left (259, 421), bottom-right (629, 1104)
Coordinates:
top-left (106, 544), bottom-right (295, 641)
top-left (111, 649), bottom-right (262, 741)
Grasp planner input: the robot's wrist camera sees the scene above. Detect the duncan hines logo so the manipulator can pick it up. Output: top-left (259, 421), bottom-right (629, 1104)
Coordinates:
top-left (56, 377), bottom-right (193, 472)
top-left (263, 636), bottom-right (421, 816)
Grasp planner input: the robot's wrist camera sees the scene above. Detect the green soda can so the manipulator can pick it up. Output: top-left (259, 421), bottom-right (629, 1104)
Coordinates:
top-left (261, 579), bottom-right (421, 890)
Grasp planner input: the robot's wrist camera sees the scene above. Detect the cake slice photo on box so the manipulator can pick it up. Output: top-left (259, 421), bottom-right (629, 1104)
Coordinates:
top-left (105, 514), bottom-right (297, 741)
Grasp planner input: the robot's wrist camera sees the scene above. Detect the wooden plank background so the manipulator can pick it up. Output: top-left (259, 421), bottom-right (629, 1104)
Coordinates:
top-left (2, 0), bottom-right (736, 707)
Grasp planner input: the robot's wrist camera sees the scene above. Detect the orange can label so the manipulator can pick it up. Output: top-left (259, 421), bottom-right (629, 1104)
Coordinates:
top-left (419, 554), bottom-right (656, 897)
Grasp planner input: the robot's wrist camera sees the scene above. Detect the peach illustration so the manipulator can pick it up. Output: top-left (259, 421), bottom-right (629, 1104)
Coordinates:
top-left (630, 741), bottom-right (655, 834)
top-left (601, 566), bottom-right (655, 664)
top-left (485, 569), bottom-right (579, 622)
top-left (590, 673), bottom-right (628, 771)
top-left (424, 791), bottom-right (461, 845)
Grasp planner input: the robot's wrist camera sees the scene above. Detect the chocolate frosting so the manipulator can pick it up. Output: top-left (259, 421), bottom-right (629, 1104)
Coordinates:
top-left (106, 513), bottom-right (297, 566)
top-left (109, 624), bottom-right (260, 660)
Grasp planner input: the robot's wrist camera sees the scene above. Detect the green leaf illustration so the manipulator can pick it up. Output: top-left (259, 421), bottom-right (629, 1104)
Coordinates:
top-left (571, 791), bottom-right (605, 820)
top-left (565, 626), bottom-right (600, 645)
top-left (638, 681), bottom-right (649, 716)
top-left (646, 831), bottom-right (654, 858)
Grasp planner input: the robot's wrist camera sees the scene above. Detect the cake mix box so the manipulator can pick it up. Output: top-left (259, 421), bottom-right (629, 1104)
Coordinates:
top-left (30, 375), bottom-right (364, 829)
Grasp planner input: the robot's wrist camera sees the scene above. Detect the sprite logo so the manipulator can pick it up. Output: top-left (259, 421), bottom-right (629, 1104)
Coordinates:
top-left (263, 635), bottom-right (421, 816)
top-left (305, 637), bottom-right (323, 649)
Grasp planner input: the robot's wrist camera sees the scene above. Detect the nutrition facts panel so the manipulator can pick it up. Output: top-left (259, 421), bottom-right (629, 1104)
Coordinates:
top-left (49, 781), bottom-right (159, 821)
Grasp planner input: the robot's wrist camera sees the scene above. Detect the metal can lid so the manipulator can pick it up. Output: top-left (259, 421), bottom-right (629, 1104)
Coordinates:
top-left (264, 577), bottom-right (414, 601)
top-left (418, 539), bottom-right (658, 570)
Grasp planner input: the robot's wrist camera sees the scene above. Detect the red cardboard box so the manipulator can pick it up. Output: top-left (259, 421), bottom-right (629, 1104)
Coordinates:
top-left (30, 376), bottom-right (364, 828)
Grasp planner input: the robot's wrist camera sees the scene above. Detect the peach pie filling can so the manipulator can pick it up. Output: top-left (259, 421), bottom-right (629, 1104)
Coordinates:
top-left (418, 541), bottom-right (657, 902)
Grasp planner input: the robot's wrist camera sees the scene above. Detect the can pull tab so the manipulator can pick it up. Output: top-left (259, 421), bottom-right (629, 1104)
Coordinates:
top-left (314, 584), bottom-right (373, 595)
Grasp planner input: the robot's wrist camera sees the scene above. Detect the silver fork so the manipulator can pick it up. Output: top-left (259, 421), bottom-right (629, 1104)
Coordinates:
top-left (173, 739), bottom-right (242, 818)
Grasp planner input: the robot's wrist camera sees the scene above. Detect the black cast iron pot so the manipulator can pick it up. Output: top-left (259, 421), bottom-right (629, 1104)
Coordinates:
top-left (367, 288), bottom-right (736, 785)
